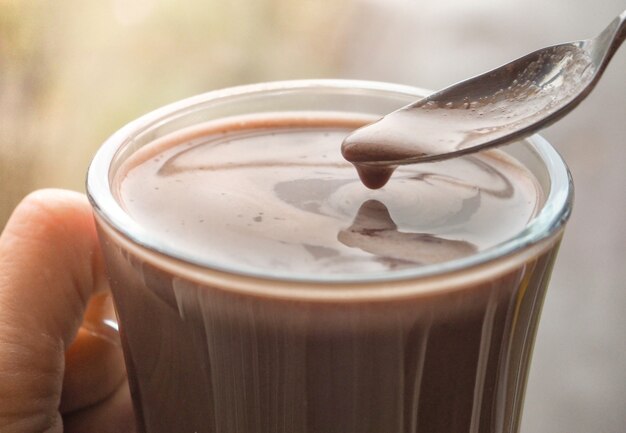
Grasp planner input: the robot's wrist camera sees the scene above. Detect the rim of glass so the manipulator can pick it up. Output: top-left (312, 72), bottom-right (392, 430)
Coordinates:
top-left (87, 79), bottom-right (573, 285)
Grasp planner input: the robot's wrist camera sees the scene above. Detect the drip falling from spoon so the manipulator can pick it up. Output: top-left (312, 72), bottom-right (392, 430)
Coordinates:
top-left (342, 10), bottom-right (626, 189)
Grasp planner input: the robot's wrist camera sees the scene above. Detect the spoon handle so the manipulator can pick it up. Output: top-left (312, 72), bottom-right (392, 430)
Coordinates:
top-left (601, 10), bottom-right (626, 62)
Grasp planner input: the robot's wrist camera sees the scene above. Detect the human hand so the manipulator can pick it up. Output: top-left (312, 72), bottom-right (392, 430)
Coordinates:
top-left (0, 190), bottom-right (135, 433)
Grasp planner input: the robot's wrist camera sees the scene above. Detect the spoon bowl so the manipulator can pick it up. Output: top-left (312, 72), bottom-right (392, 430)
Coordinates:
top-left (342, 10), bottom-right (626, 189)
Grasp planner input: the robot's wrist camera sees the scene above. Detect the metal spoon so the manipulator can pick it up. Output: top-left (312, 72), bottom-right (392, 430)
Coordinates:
top-left (342, 10), bottom-right (626, 189)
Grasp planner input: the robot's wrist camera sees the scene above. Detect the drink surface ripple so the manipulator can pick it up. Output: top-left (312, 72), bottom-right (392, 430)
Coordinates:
top-left (116, 114), bottom-right (543, 278)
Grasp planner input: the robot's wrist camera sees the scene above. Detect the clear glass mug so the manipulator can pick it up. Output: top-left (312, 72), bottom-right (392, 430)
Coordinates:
top-left (86, 80), bottom-right (573, 433)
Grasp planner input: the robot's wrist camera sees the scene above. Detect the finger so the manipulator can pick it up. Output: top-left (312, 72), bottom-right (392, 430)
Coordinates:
top-left (60, 292), bottom-right (126, 414)
top-left (0, 189), bottom-right (108, 431)
top-left (60, 325), bottom-right (126, 414)
top-left (63, 379), bottom-right (136, 433)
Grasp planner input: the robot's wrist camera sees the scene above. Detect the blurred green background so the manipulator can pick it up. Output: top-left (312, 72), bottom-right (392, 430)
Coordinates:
top-left (1, 1), bottom-right (625, 433)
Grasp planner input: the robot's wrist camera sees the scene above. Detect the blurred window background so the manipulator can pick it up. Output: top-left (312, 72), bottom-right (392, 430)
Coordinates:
top-left (1, 1), bottom-right (624, 432)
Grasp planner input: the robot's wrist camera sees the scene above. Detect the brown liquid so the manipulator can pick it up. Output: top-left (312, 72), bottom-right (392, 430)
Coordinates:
top-left (102, 114), bottom-right (561, 433)
top-left (115, 114), bottom-right (541, 277)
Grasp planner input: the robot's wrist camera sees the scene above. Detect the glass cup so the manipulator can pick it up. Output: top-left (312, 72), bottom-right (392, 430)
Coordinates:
top-left (86, 80), bottom-right (573, 433)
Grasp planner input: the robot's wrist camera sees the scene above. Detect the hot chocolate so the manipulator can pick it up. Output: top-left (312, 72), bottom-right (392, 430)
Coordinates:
top-left (114, 114), bottom-right (542, 277)
top-left (97, 111), bottom-right (562, 433)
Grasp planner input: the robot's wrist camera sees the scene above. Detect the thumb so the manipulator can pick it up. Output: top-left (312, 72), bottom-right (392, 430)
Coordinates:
top-left (0, 189), bottom-right (109, 432)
